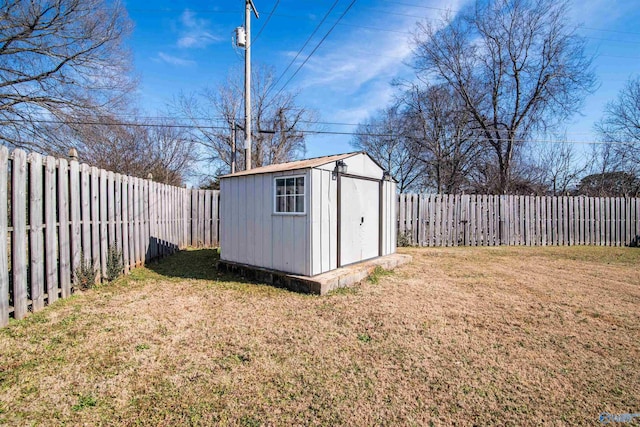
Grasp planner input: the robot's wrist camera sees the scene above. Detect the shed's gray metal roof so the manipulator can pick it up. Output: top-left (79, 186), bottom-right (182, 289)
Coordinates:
top-left (220, 151), bottom-right (362, 178)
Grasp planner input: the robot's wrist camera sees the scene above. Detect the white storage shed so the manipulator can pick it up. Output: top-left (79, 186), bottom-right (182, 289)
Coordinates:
top-left (219, 151), bottom-right (397, 276)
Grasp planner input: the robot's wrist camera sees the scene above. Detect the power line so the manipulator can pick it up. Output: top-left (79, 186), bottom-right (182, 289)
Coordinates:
top-left (265, 0), bottom-right (342, 99)
top-left (15, 113), bottom-right (633, 139)
top-left (380, 0), bottom-right (452, 13)
top-left (126, 8), bottom-right (240, 14)
top-left (4, 117), bottom-right (639, 145)
top-left (252, 0), bottom-right (280, 44)
top-left (270, 0), bottom-right (358, 99)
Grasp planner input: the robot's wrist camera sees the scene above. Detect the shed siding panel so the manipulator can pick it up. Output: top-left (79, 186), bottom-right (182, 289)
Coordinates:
top-left (326, 172), bottom-right (338, 270)
top-left (381, 180), bottom-right (396, 255)
top-left (220, 180), bottom-right (228, 259)
top-left (253, 175), bottom-right (264, 268)
top-left (311, 169), bottom-right (322, 275)
top-left (261, 174), bottom-right (272, 269)
top-left (230, 177), bottom-right (240, 262)
top-left (258, 173), bottom-right (267, 266)
top-left (232, 178), bottom-right (240, 262)
top-left (310, 168), bottom-right (337, 275)
top-left (242, 176), bottom-right (252, 266)
top-left (238, 177), bottom-right (247, 263)
top-left (323, 169), bottom-right (335, 274)
top-left (272, 213), bottom-right (284, 271)
top-left (390, 181), bottom-right (397, 249)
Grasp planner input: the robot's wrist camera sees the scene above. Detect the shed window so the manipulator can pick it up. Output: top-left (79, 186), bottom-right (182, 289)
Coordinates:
top-left (274, 176), bottom-right (305, 214)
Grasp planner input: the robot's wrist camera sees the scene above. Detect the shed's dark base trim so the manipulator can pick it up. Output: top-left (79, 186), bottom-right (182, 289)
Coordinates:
top-left (217, 261), bottom-right (322, 294)
top-left (217, 254), bottom-right (412, 295)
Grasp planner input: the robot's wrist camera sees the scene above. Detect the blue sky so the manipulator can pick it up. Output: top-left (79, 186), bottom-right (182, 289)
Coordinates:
top-left (124, 0), bottom-right (640, 160)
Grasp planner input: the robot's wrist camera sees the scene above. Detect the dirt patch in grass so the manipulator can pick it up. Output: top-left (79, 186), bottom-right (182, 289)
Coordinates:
top-left (1, 246), bottom-right (639, 425)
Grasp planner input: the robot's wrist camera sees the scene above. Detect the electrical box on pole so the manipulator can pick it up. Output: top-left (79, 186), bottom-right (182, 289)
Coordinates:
top-left (235, 26), bottom-right (246, 47)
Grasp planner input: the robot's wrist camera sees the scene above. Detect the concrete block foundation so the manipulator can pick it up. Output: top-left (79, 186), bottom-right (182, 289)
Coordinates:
top-left (217, 254), bottom-right (412, 295)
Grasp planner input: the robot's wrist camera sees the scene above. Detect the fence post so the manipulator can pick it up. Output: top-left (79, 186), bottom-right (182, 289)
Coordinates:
top-left (69, 159), bottom-right (81, 284)
top-left (12, 149), bottom-right (28, 319)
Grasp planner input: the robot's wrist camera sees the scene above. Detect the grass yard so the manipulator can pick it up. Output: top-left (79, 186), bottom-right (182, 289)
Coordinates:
top-left (1, 246), bottom-right (639, 426)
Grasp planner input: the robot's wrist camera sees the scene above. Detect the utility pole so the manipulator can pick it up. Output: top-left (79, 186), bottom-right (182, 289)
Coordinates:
top-left (244, 0), bottom-right (259, 170)
top-left (231, 119), bottom-right (236, 174)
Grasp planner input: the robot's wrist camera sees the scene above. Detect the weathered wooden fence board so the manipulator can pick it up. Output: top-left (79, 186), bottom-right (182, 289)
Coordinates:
top-left (58, 159), bottom-right (71, 298)
top-left (99, 169), bottom-right (108, 279)
top-left (115, 174), bottom-right (123, 263)
top-left (29, 153), bottom-right (45, 311)
top-left (0, 147), bottom-right (8, 327)
top-left (12, 150), bottom-right (27, 320)
top-left (45, 157), bottom-right (58, 304)
top-left (122, 177), bottom-right (130, 273)
top-left (90, 167), bottom-right (100, 278)
top-left (81, 164), bottom-right (91, 269)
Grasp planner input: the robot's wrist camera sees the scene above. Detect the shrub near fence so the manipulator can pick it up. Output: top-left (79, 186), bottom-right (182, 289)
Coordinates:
top-left (398, 193), bottom-right (640, 247)
top-left (0, 147), bottom-right (219, 327)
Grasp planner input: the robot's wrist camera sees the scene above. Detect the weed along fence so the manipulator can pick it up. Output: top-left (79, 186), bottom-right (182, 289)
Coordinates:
top-left (0, 147), bottom-right (219, 327)
top-left (398, 193), bottom-right (640, 247)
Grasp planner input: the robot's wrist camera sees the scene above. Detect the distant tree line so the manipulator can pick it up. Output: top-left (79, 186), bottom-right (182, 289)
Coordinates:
top-left (352, 0), bottom-right (640, 197)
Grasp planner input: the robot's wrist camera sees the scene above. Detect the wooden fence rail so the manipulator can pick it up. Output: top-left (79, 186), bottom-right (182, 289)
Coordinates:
top-left (1, 147), bottom-right (219, 327)
top-left (398, 194), bottom-right (640, 247)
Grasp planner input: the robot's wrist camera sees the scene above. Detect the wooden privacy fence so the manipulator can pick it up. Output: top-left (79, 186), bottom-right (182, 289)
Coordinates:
top-left (399, 193), bottom-right (640, 247)
top-left (1, 147), bottom-right (219, 327)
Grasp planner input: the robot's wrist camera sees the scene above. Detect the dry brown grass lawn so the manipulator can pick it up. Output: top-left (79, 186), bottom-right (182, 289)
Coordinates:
top-left (0, 246), bottom-right (639, 426)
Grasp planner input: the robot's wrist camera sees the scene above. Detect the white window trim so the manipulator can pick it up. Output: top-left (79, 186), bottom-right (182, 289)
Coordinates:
top-left (273, 174), bottom-right (306, 215)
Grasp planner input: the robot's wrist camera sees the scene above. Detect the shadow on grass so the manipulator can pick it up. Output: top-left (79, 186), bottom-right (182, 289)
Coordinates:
top-left (145, 248), bottom-right (268, 289)
top-left (145, 249), bottom-right (306, 296)
top-left (146, 248), bottom-right (225, 281)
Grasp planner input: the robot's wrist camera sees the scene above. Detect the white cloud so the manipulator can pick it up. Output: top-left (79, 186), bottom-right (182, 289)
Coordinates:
top-left (176, 9), bottom-right (221, 49)
top-left (295, 0), bottom-right (470, 121)
top-left (157, 52), bottom-right (196, 67)
top-left (294, 0), bottom-right (471, 155)
top-left (569, 0), bottom-right (633, 28)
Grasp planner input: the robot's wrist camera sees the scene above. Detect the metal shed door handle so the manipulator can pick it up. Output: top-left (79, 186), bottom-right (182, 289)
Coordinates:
top-left (361, 217), bottom-right (364, 224)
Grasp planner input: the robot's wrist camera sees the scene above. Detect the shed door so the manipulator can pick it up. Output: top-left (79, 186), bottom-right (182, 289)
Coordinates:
top-left (340, 176), bottom-right (379, 266)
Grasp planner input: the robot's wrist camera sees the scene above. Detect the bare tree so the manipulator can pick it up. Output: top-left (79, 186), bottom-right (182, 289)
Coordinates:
top-left (145, 122), bottom-right (198, 185)
top-left (594, 76), bottom-right (640, 177)
top-left (46, 113), bottom-right (196, 185)
top-left (527, 141), bottom-right (588, 195)
top-left (174, 65), bottom-right (313, 175)
top-left (351, 106), bottom-right (423, 193)
top-left (412, 0), bottom-right (595, 193)
top-left (401, 83), bottom-right (482, 193)
top-left (0, 0), bottom-right (135, 149)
